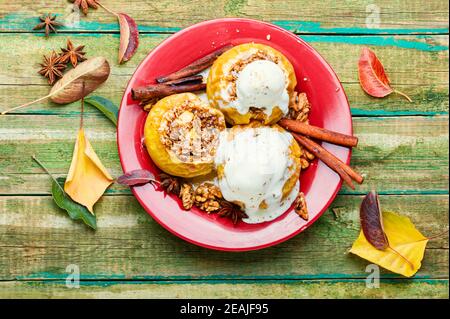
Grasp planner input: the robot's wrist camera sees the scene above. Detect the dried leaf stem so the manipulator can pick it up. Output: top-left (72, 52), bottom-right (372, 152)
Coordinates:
top-left (426, 229), bottom-right (449, 241)
top-left (96, 1), bottom-right (118, 17)
top-left (80, 82), bottom-right (86, 129)
top-left (32, 154), bottom-right (61, 187)
top-left (393, 89), bottom-right (413, 103)
top-left (1, 94), bottom-right (51, 115)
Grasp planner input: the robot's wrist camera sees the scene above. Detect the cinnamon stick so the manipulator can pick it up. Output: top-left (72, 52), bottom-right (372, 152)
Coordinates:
top-left (293, 133), bottom-right (364, 188)
top-left (131, 82), bottom-right (207, 101)
top-left (280, 118), bottom-right (358, 148)
top-left (163, 75), bottom-right (203, 86)
top-left (156, 45), bottom-right (233, 83)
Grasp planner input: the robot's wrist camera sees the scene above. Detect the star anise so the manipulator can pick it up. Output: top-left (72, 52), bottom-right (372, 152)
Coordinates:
top-left (59, 39), bottom-right (87, 68)
top-left (33, 14), bottom-right (62, 37)
top-left (38, 51), bottom-right (67, 85)
top-left (159, 173), bottom-right (181, 196)
top-left (69, 0), bottom-right (100, 15)
top-left (217, 200), bottom-right (248, 225)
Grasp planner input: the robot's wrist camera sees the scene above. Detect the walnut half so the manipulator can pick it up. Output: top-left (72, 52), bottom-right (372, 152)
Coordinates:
top-left (294, 192), bottom-right (309, 221)
top-left (180, 183), bottom-right (195, 210)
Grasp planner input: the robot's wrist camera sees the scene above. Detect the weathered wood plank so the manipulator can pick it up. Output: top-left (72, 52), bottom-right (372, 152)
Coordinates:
top-left (0, 279), bottom-right (447, 299)
top-left (0, 34), bottom-right (447, 116)
top-left (0, 0), bottom-right (448, 34)
top-left (0, 195), bottom-right (447, 280)
top-left (0, 115), bottom-right (447, 195)
top-left (1, 81), bottom-right (447, 117)
top-left (0, 0), bottom-right (447, 300)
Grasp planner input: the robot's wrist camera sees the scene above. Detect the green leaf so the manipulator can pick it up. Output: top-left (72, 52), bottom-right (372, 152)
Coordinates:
top-left (51, 177), bottom-right (97, 230)
top-left (85, 95), bottom-right (119, 126)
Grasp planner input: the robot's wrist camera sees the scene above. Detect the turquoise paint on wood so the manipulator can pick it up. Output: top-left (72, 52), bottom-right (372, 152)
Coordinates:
top-left (350, 108), bottom-right (448, 117)
top-left (300, 35), bottom-right (448, 51)
top-left (273, 20), bottom-right (449, 35)
top-left (17, 271), bottom-right (445, 283)
top-left (1, 13), bottom-right (448, 35)
top-left (17, 278), bottom-right (448, 288)
top-left (27, 31), bottom-right (450, 52)
top-left (32, 31), bottom-right (450, 52)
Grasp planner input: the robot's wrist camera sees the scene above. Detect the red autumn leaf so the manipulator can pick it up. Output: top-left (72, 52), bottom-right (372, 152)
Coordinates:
top-left (358, 47), bottom-right (412, 102)
top-left (116, 169), bottom-right (156, 186)
top-left (89, 2), bottom-right (138, 63)
top-left (118, 13), bottom-right (139, 64)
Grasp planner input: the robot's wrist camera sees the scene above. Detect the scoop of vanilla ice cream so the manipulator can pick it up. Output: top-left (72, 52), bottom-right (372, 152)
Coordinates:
top-left (214, 126), bottom-right (299, 223)
top-left (233, 60), bottom-right (290, 116)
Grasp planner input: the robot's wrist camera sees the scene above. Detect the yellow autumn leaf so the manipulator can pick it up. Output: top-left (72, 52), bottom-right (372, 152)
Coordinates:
top-left (350, 211), bottom-right (429, 277)
top-left (64, 128), bottom-right (113, 214)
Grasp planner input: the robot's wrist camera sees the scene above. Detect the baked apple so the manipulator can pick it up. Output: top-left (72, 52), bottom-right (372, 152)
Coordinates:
top-left (144, 93), bottom-right (226, 178)
top-left (214, 122), bottom-right (302, 223)
top-left (207, 43), bottom-right (297, 125)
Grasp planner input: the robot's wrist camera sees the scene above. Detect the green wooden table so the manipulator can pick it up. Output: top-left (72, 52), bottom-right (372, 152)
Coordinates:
top-left (0, 1), bottom-right (448, 299)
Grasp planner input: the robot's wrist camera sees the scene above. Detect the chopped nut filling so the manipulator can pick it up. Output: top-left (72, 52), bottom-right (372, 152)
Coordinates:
top-left (288, 92), bottom-right (311, 123)
top-left (159, 100), bottom-right (225, 163)
top-left (287, 92), bottom-right (315, 165)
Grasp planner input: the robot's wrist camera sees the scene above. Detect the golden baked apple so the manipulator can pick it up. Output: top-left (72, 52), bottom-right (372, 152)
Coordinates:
top-left (144, 93), bottom-right (226, 178)
top-left (214, 122), bottom-right (302, 223)
top-left (207, 43), bottom-right (297, 125)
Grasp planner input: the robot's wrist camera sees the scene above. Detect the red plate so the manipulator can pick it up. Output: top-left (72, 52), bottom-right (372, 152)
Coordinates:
top-left (118, 18), bottom-right (352, 251)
